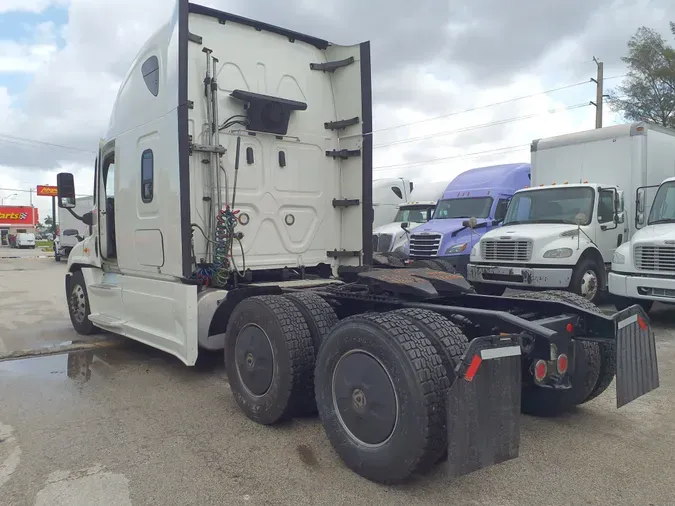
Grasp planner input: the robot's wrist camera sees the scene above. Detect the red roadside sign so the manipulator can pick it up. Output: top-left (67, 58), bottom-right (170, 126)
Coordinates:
top-left (36, 185), bottom-right (58, 197)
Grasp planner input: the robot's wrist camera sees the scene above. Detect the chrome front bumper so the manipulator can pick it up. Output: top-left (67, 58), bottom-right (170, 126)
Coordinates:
top-left (467, 263), bottom-right (572, 288)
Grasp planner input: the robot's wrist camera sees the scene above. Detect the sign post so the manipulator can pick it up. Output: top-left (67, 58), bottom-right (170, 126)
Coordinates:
top-left (36, 185), bottom-right (59, 235)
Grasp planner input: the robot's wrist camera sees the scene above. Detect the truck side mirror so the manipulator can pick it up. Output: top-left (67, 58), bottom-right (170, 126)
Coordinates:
top-left (462, 217), bottom-right (478, 229)
top-left (57, 172), bottom-right (76, 209)
top-left (401, 222), bottom-right (409, 230)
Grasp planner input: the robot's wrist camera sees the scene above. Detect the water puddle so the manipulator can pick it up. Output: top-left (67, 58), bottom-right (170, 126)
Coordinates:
top-left (0, 351), bottom-right (114, 383)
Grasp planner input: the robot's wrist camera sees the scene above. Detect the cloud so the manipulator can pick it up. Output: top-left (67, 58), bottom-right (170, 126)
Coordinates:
top-left (0, 0), bottom-right (69, 14)
top-left (1, 0), bottom-right (675, 211)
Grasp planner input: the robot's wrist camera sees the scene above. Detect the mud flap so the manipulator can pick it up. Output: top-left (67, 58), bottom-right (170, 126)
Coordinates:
top-left (446, 336), bottom-right (522, 478)
top-left (614, 305), bottom-right (659, 408)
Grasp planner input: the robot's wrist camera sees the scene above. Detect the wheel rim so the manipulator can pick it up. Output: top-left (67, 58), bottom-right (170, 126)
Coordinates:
top-left (331, 349), bottom-right (398, 447)
top-left (234, 324), bottom-right (275, 396)
top-left (580, 269), bottom-right (598, 300)
top-left (69, 284), bottom-right (87, 323)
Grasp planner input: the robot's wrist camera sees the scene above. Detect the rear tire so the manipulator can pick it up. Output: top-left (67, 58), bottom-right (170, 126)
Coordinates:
top-left (508, 290), bottom-right (607, 411)
top-left (315, 312), bottom-right (447, 484)
top-left (520, 340), bottom-right (600, 416)
top-left (224, 295), bottom-right (315, 425)
top-left (67, 270), bottom-right (98, 335)
top-left (284, 292), bottom-right (338, 355)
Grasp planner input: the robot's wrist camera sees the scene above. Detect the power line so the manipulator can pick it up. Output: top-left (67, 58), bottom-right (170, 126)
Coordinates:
top-left (373, 144), bottom-right (530, 172)
top-left (0, 134), bottom-right (96, 154)
top-left (358, 75), bottom-right (626, 139)
top-left (373, 102), bottom-right (591, 150)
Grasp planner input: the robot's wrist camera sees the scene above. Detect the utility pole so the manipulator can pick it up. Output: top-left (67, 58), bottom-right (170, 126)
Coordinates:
top-left (590, 57), bottom-right (604, 129)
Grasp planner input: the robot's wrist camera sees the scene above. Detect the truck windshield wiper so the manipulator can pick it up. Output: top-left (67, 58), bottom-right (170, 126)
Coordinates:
top-left (648, 218), bottom-right (675, 225)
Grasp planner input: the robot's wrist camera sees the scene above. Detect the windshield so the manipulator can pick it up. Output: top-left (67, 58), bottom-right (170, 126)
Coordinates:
top-left (648, 181), bottom-right (675, 224)
top-left (393, 205), bottom-right (434, 223)
top-left (433, 197), bottom-right (493, 219)
top-left (503, 187), bottom-right (595, 226)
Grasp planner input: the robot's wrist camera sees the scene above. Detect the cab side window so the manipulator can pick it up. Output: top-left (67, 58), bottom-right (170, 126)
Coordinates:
top-left (141, 149), bottom-right (154, 203)
top-left (494, 199), bottom-right (510, 222)
top-left (598, 190), bottom-right (614, 224)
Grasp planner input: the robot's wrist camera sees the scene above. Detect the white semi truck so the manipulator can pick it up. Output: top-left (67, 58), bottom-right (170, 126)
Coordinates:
top-left (372, 177), bottom-right (414, 228)
top-left (467, 122), bottom-right (675, 302)
top-left (372, 181), bottom-right (447, 256)
top-left (610, 176), bottom-right (675, 312)
top-left (55, 0), bottom-right (659, 485)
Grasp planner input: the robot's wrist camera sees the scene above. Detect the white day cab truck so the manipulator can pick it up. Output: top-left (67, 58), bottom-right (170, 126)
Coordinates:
top-left (610, 176), bottom-right (675, 312)
top-left (467, 122), bottom-right (675, 303)
top-left (55, 196), bottom-right (93, 261)
top-left (55, 0), bottom-right (659, 485)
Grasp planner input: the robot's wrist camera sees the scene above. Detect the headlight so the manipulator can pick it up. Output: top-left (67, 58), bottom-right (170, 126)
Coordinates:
top-left (543, 247), bottom-right (573, 258)
top-left (613, 251), bottom-right (625, 264)
top-left (445, 242), bottom-right (468, 255)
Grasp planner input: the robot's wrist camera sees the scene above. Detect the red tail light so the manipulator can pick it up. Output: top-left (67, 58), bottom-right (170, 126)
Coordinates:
top-left (534, 360), bottom-right (547, 381)
top-left (557, 354), bottom-right (568, 374)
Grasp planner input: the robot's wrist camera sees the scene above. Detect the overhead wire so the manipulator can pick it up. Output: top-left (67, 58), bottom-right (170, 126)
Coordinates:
top-left (373, 144), bottom-right (531, 172)
top-left (373, 101), bottom-right (591, 150)
top-left (0, 134), bottom-right (96, 153)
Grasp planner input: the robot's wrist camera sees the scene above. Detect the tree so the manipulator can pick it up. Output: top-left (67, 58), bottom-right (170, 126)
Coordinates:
top-left (44, 216), bottom-right (53, 226)
top-left (608, 26), bottom-right (675, 128)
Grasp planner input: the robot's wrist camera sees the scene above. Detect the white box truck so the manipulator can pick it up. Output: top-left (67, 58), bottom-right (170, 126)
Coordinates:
top-left (467, 122), bottom-right (675, 302)
top-left (56, 196), bottom-right (93, 261)
top-left (610, 176), bottom-right (675, 312)
top-left (52, 0), bottom-right (659, 485)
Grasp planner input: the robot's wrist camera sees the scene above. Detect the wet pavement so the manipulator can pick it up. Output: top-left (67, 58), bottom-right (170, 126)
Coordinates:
top-left (2, 257), bottom-right (675, 505)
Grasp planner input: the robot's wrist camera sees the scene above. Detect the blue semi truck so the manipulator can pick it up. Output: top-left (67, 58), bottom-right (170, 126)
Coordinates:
top-left (407, 162), bottom-right (531, 275)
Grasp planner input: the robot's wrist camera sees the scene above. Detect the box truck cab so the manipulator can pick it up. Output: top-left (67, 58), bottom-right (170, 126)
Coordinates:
top-left (610, 177), bottom-right (675, 312)
top-left (468, 182), bottom-right (624, 298)
top-left (467, 122), bottom-right (675, 301)
top-left (407, 163), bottom-right (530, 276)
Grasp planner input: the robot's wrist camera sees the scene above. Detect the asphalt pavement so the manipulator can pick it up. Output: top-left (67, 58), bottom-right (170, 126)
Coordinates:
top-left (1, 255), bottom-right (674, 505)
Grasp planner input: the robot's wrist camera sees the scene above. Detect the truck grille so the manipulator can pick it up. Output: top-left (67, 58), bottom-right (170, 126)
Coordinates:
top-left (372, 233), bottom-right (393, 253)
top-left (409, 233), bottom-right (441, 257)
top-left (635, 245), bottom-right (675, 272)
top-left (482, 240), bottom-right (532, 262)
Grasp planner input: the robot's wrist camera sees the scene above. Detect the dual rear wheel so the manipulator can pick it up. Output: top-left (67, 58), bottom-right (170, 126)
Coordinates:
top-left (224, 294), bottom-right (469, 484)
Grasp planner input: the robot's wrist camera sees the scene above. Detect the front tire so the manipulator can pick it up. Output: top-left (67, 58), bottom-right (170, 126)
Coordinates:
top-left (569, 258), bottom-right (602, 303)
top-left (67, 270), bottom-right (98, 335)
top-left (315, 312), bottom-right (447, 484)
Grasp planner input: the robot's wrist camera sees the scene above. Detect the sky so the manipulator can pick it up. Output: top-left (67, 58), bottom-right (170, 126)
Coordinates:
top-left (1, 0), bottom-right (675, 224)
